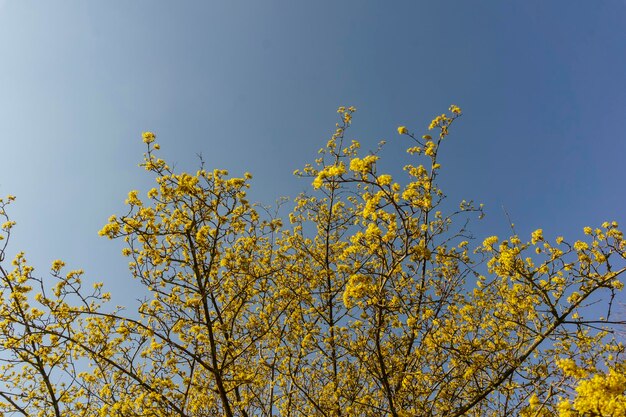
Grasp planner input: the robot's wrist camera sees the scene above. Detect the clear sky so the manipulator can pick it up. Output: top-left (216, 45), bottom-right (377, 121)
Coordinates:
top-left (1, 1), bottom-right (625, 311)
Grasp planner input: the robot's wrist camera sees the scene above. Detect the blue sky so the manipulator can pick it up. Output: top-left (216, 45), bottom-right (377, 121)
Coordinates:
top-left (0, 1), bottom-right (625, 311)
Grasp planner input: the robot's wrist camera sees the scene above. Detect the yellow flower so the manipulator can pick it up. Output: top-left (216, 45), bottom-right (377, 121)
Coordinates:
top-left (483, 236), bottom-right (499, 249)
top-left (424, 141), bottom-right (436, 156)
top-left (1, 221), bottom-right (16, 230)
top-left (449, 104), bottom-right (462, 114)
top-left (397, 126), bottom-right (408, 135)
top-left (142, 131), bottom-right (156, 144)
top-left (529, 393), bottom-right (540, 408)
top-left (51, 259), bottom-right (65, 271)
top-left (377, 174), bottom-right (392, 186)
top-left (125, 190), bottom-right (142, 206)
top-left (531, 229), bottom-right (543, 244)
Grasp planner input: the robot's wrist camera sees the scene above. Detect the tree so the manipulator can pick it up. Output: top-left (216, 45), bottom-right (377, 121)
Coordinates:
top-left (0, 106), bottom-right (624, 416)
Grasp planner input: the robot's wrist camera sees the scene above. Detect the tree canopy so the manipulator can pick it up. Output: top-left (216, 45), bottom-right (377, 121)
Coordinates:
top-left (0, 106), bottom-right (624, 416)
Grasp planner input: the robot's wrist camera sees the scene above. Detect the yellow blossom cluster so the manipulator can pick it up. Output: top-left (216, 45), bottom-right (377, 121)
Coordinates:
top-left (312, 162), bottom-right (346, 189)
top-left (142, 131), bottom-right (156, 144)
top-left (349, 155), bottom-right (378, 175)
top-left (557, 363), bottom-right (626, 416)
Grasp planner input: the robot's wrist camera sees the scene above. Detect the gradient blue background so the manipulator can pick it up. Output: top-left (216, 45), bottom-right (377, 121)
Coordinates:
top-left (1, 1), bottom-right (624, 314)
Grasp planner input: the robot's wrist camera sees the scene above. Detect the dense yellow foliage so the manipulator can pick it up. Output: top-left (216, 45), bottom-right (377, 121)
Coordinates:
top-left (0, 106), bottom-right (624, 416)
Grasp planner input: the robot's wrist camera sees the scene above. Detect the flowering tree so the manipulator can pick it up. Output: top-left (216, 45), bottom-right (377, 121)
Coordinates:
top-left (0, 106), bottom-right (624, 416)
